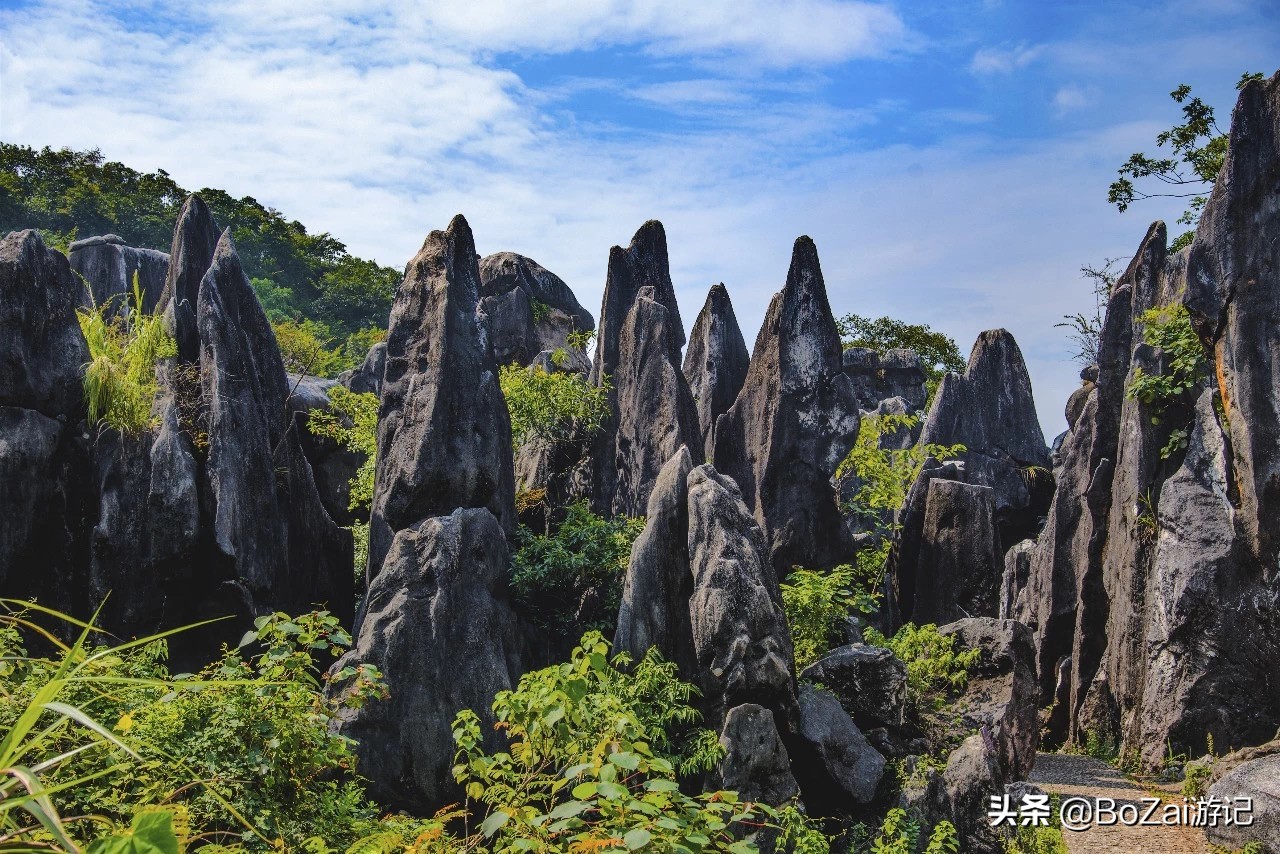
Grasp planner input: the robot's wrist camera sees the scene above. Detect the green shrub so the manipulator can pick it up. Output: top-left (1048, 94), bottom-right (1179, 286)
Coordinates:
top-left (273, 318), bottom-right (344, 377)
top-left (510, 502), bottom-right (644, 636)
top-left (864, 623), bottom-right (980, 717)
top-left (499, 363), bottom-right (611, 448)
top-left (308, 385), bottom-right (378, 513)
top-left (866, 807), bottom-right (958, 854)
top-left (782, 564), bottom-right (879, 669)
top-left (1003, 824), bottom-right (1068, 854)
top-left (1126, 303), bottom-right (1208, 458)
top-left (77, 274), bottom-right (176, 434)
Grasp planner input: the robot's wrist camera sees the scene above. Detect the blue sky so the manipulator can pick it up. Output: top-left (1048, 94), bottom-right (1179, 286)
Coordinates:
top-left (1, 0), bottom-right (1277, 439)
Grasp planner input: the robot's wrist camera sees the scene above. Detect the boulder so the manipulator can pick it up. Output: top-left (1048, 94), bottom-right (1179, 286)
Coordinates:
top-left (589, 222), bottom-right (701, 517)
top-left (368, 215), bottom-right (515, 578)
top-left (793, 684), bottom-right (886, 811)
top-left (717, 703), bottom-right (800, 805)
top-left (842, 348), bottom-right (883, 410)
top-left (69, 234), bottom-right (169, 316)
top-left (478, 253), bottom-right (593, 368)
top-left (800, 643), bottom-right (907, 730)
top-left (686, 464), bottom-right (797, 728)
top-left (1205, 754), bottom-right (1280, 853)
top-left (338, 341), bottom-right (386, 396)
top-left (712, 236), bottom-right (859, 575)
top-left (615, 446), bottom-right (697, 679)
top-left (683, 283), bottom-right (749, 458)
top-left (998, 539), bottom-right (1035, 625)
top-left (329, 507), bottom-right (528, 812)
top-left (0, 230), bottom-right (90, 418)
top-left (902, 733), bottom-right (1005, 854)
top-left (481, 252), bottom-right (593, 331)
top-left (880, 349), bottom-right (928, 412)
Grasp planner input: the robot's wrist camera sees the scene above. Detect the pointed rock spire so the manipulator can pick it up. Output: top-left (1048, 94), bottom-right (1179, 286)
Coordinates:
top-left (367, 214), bottom-right (516, 578)
top-left (712, 235), bottom-right (859, 574)
top-left (683, 283), bottom-right (749, 458)
top-left (159, 195), bottom-right (221, 364)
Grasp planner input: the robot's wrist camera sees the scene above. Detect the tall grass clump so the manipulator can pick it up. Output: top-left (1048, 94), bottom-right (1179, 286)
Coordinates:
top-left (77, 273), bottom-right (175, 434)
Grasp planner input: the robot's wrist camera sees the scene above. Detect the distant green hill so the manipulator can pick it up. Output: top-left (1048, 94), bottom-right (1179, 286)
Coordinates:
top-left (0, 143), bottom-right (400, 374)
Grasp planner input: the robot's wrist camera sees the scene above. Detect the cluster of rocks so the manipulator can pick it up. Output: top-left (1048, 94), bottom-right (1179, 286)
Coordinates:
top-left (0, 198), bottom-right (353, 658)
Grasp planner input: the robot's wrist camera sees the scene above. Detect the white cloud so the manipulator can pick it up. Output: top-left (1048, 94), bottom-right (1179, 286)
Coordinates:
top-left (970, 42), bottom-right (1043, 74)
top-left (1053, 84), bottom-right (1094, 114)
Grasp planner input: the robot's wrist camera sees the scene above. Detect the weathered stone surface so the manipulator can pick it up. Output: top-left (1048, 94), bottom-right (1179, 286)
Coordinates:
top-left (198, 231), bottom-right (353, 623)
top-left (686, 464), bottom-right (797, 727)
top-left (589, 222), bottom-right (701, 517)
top-left (607, 288), bottom-right (702, 516)
top-left (330, 507), bottom-right (528, 812)
top-left (478, 253), bottom-right (593, 367)
top-left (481, 251), bottom-right (593, 332)
top-left (69, 235), bottom-right (169, 316)
top-left (902, 734), bottom-right (1005, 854)
top-left (842, 348), bottom-right (883, 410)
top-left (793, 684), bottom-right (885, 810)
top-left (158, 195), bottom-right (221, 365)
top-left (800, 643), bottom-right (906, 730)
top-left (0, 230), bottom-right (90, 418)
top-left (615, 447), bottom-right (697, 678)
top-left (904, 480), bottom-right (1003, 625)
top-left (939, 618), bottom-right (1039, 781)
top-left (717, 703), bottom-right (800, 805)
top-left (368, 215), bottom-right (515, 578)
top-left (712, 236), bottom-right (859, 574)
top-left (683, 283), bottom-right (749, 457)
top-left (287, 373), bottom-right (364, 526)
top-left (338, 341), bottom-right (385, 396)
top-left (1205, 754), bottom-right (1280, 853)
top-left (880, 349), bottom-right (928, 412)
top-left (917, 329), bottom-right (1052, 550)
top-left (999, 539), bottom-right (1035, 624)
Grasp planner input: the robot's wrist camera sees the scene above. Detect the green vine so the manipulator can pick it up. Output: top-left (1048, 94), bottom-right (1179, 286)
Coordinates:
top-left (1125, 303), bottom-right (1207, 458)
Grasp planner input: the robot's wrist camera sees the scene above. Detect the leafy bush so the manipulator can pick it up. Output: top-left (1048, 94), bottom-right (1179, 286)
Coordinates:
top-left (863, 624), bottom-right (980, 718)
top-left (273, 319), bottom-right (345, 378)
top-left (499, 364), bottom-right (611, 448)
top-left (308, 385), bottom-right (378, 514)
top-left (782, 565), bottom-right (878, 669)
top-left (77, 274), bottom-right (176, 434)
top-left (511, 502), bottom-right (644, 636)
top-left (1126, 303), bottom-right (1208, 458)
top-left (867, 808), bottom-right (958, 854)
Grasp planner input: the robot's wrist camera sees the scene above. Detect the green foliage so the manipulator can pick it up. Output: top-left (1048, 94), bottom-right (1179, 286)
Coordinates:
top-left (864, 624), bottom-right (980, 717)
top-left (528, 297), bottom-right (552, 324)
top-left (836, 314), bottom-right (965, 400)
top-left (1109, 73), bottom-right (1264, 250)
top-left (1057, 258), bottom-right (1119, 367)
top-left (1002, 824), bottom-right (1068, 854)
top-left (511, 503), bottom-right (644, 636)
top-left (782, 565), bottom-right (878, 670)
top-left (308, 386), bottom-right (379, 513)
top-left (499, 364), bottom-right (612, 449)
top-left (1060, 728), bottom-right (1120, 764)
top-left (1182, 758), bottom-right (1213, 798)
top-left (272, 319), bottom-right (346, 378)
top-left (77, 274), bottom-right (176, 433)
top-left (445, 632), bottom-right (759, 852)
top-left (867, 808), bottom-right (958, 854)
top-left (836, 414), bottom-right (966, 533)
top-left (0, 143), bottom-right (401, 337)
top-left (1125, 303), bottom-right (1208, 458)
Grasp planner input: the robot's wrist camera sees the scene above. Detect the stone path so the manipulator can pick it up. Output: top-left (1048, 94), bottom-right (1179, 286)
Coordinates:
top-left (1029, 753), bottom-right (1209, 853)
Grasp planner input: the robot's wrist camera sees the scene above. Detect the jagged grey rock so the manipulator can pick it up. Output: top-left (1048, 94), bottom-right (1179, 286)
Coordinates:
top-left (69, 234), bottom-right (169, 316)
top-left (686, 464), bottom-right (797, 728)
top-left (917, 329), bottom-right (1052, 550)
top-left (589, 222), bottom-right (701, 517)
top-left (615, 447), bottom-right (697, 679)
top-left (717, 703), bottom-right (800, 805)
top-left (287, 373), bottom-right (364, 526)
top-left (793, 684), bottom-right (886, 810)
top-left (712, 236), bottom-right (860, 574)
top-left (368, 215), bottom-right (515, 578)
top-left (158, 195), bottom-right (221, 365)
top-left (479, 252), bottom-right (593, 367)
top-left (329, 507), bottom-right (528, 812)
top-left (683, 283), bottom-right (749, 457)
top-left (0, 230), bottom-right (90, 418)
top-left (800, 643), bottom-right (907, 730)
top-left (198, 231), bottom-right (352, 623)
top-left (904, 480), bottom-right (1003, 625)
top-left (338, 341), bottom-right (386, 396)
top-left (939, 618), bottom-right (1039, 781)
top-left (999, 539), bottom-right (1035, 624)
top-left (880, 349), bottom-right (928, 412)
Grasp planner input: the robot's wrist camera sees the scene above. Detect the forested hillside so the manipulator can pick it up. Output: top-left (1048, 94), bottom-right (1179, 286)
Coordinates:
top-left (0, 144), bottom-right (400, 373)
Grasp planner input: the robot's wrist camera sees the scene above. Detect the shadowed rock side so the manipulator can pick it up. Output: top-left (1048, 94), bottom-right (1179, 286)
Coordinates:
top-left (368, 215), bottom-right (516, 579)
top-left (197, 231), bottom-right (353, 622)
top-left (1023, 73), bottom-right (1280, 764)
top-left (615, 446), bottom-right (697, 679)
top-left (712, 236), bottom-right (859, 575)
top-left (69, 234), bottom-right (169, 316)
top-left (590, 222), bottom-right (702, 517)
top-left (908, 480), bottom-right (1003, 626)
top-left (842, 348), bottom-right (929, 414)
top-left (716, 703), bottom-right (799, 804)
top-left (338, 340), bottom-right (385, 396)
top-left (0, 231), bottom-right (91, 610)
top-left (479, 252), bottom-right (594, 367)
top-left (287, 373), bottom-right (364, 526)
top-left (329, 508), bottom-right (528, 813)
top-left (683, 283), bottom-right (749, 458)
